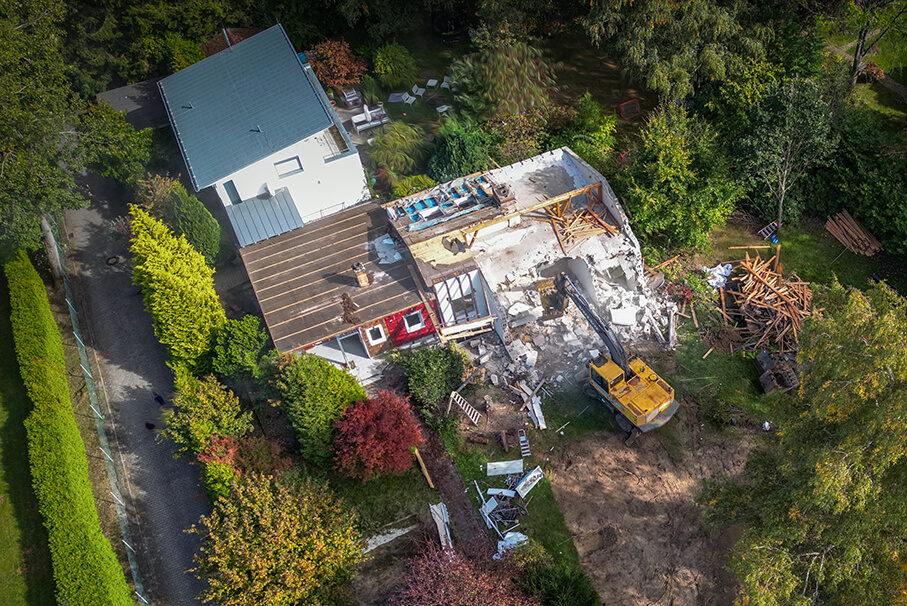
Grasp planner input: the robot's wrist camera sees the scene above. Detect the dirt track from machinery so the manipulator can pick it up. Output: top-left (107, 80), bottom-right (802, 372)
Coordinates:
top-left (549, 397), bottom-right (755, 606)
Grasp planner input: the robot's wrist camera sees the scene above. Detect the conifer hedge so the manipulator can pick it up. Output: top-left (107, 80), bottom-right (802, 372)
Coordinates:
top-left (4, 250), bottom-right (132, 606)
top-left (130, 206), bottom-right (226, 371)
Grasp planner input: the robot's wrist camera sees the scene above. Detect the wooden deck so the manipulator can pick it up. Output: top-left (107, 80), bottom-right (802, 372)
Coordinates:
top-left (240, 203), bottom-right (422, 352)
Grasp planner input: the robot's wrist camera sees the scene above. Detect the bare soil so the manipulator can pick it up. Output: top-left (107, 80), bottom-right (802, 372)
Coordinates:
top-left (548, 397), bottom-right (755, 606)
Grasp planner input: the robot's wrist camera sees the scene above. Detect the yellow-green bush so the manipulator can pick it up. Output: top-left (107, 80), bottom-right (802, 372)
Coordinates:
top-left (5, 250), bottom-right (132, 605)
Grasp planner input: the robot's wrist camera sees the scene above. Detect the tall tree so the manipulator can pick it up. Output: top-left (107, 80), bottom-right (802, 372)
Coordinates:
top-left (0, 0), bottom-right (86, 259)
top-left (190, 473), bottom-right (363, 606)
top-left (618, 104), bottom-right (743, 250)
top-left (581, 0), bottom-right (764, 100)
top-left (704, 281), bottom-right (907, 604)
top-left (734, 77), bottom-right (837, 228)
top-left (825, 0), bottom-right (907, 90)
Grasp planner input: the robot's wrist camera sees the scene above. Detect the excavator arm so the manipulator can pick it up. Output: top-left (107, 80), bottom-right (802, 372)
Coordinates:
top-left (555, 273), bottom-right (629, 374)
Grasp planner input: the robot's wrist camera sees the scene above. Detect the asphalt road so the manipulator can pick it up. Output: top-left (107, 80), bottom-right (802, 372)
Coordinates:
top-left (65, 179), bottom-right (208, 605)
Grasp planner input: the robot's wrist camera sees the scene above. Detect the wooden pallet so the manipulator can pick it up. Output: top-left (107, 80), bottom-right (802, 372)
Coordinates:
top-left (448, 391), bottom-right (482, 425)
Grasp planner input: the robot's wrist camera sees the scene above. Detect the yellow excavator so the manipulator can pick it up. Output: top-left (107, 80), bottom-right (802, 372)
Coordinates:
top-left (555, 273), bottom-right (677, 445)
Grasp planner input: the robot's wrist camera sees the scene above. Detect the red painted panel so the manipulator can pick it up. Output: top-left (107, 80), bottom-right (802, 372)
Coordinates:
top-left (384, 303), bottom-right (436, 346)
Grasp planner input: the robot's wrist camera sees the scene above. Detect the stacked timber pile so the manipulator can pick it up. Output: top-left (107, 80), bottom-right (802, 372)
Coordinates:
top-left (723, 252), bottom-right (812, 353)
top-left (826, 210), bottom-right (882, 256)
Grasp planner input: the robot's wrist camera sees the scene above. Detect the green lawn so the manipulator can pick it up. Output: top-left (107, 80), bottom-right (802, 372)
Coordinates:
top-left (0, 281), bottom-right (55, 605)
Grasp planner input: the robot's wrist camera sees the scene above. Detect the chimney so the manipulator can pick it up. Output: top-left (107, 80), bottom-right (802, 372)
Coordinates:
top-left (352, 262), bottom-right (370, 287)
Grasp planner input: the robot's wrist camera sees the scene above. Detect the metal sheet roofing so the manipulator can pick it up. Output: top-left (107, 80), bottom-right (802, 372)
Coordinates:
top-left (158, 24), bottom-right (332, 191)
top-left (224, 188), bottom-right (304, 247)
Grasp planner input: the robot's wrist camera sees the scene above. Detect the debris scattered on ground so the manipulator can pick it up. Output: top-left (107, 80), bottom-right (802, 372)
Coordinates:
top-left (487, 460), bottom-right (525, 476)
top-left (826, 210), bottom-right (882, 256)
top-left (429, 502), bottom-right (453, 551)
top-left (364, 524), bottom-right (419, 553)
top-left (515, 466), bottom-right (544, 498)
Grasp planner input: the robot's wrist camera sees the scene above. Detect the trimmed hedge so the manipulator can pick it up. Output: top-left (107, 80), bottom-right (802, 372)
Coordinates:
top-left (5, 250), bottom-right (132, 606)
top-left (130, 205), bottom-right (226, 371)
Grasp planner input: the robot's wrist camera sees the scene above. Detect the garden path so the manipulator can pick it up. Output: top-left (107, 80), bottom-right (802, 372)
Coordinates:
top-left (64, 174), bottom-right (208, 605)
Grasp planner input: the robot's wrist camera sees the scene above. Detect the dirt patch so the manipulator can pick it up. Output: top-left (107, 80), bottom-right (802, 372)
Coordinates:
top-left (549, 397), bottom-right (754, 606)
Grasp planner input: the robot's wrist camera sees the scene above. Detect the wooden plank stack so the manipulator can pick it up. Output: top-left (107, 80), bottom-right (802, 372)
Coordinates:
top-left (825, 210), bottom-right (882, 256)
top-left (724, 252), bottom-right (812, 353)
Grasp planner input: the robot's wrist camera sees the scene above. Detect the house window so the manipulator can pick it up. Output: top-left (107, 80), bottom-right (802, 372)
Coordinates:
top-left (365, 324), bottom-right (386, 346)
top-left (403, 310), bottom-right (425, 333)
top-left (224, 180), bottom-right (241, 205)
top-left (274, 156), bottom-right (303, 177)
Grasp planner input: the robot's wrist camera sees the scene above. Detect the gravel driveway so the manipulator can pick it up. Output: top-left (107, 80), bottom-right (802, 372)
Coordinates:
top-left (65, 178), bottom-right (208, 605)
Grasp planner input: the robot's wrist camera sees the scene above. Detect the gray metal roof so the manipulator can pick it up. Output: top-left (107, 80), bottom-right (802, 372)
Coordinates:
top-left (224, 188), bottom-right (304, 247)
top-left (158, 24), bottom-right (333, 191)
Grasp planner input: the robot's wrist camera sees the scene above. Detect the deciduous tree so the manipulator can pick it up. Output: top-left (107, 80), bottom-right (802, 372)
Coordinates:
top-left (581, 0), bottom-right (764, 100)
top-left (823, 0), bottom-right (907, 90)
top-left (618, 104), bottom-right (742, 250)
top-left (79, 102), bottom-right (152, 185)
top-left (308, 39), bottom-right (366, 90)
top-left (161, 372), bottom-right (252, 456)
top-left (333, 391), bottom-right (423, 482)
top-left (391, 542), bottom-right (540, 606)
top-left (703, 281), bottom-right (907, 604)
top-left (190, 474), bottom-right (363, 606)
top-left (734, 77), bottom-right (837, 228)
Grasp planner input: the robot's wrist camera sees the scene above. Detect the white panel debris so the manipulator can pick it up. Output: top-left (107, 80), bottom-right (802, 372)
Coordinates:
top-left (495, 532), bottom-right (529, 559)
top-left (527, 396), bottom-right (547, 429)
top-left (487, 460), bottom-right (525, 476)
top-left (364, 524), bottom-right (419, 553)
top-left (372, 234), bottom-right (402, 264)
top-left (480, 497), bottom-right (499, 517)
top-left (609, 306), bottom-right (638, 326)
top-left (488, 488), bottom-right (517, 498)
top-left (516, 466), bottom-right (544, 498)
top-left (429, 502), bottom-right (453, 551)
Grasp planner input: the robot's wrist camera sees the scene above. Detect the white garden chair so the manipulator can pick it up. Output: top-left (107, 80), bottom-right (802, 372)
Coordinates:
top-left (412, 84), bottom-right (426, 98)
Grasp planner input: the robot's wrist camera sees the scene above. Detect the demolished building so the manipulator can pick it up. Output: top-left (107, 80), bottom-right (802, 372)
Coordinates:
top-left (240, 146), bottom-right (670, 383)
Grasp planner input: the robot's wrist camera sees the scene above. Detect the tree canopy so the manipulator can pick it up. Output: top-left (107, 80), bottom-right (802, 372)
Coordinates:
top-left (191, 473), bottom-right (363, 606)
top-left (618, 104), bottom-right (742, 250)
top-left (705, 281), bottom-right (907, 604)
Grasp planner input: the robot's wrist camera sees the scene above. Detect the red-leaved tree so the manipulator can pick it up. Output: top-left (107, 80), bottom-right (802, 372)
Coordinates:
top-left (198, 435), bottom-right (290, 478)
top-left (391, 542), bottom-right (540, 606)
top-left (333, 390), bottom-right (423, 482)
top-left (309, 39), bottom-right (367, 90)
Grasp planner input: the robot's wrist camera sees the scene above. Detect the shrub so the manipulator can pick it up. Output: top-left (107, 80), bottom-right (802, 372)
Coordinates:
top-left (160, 372), bottom-right (253, 457)
top-left (427, 119), bottom-right (493, 182)
top-left (5, 250), bottom-right (132, 605)
top-left (333, 391), bottom-right (423, 482)
top-left (390, 343), bottom-right (468, 424)
top-left (392, 542), bottom-right (540, 605)
top-left (213, 315), bottom-right (269, 381)
top-left (197, 435), bottom-right (290, 501)
top-left (546, 93), bottom-right (618, 172)
top-left (79, 101), bottom-right (152, 185)
top-left (201, 460), bottom-right (238, 502)
top-left (374, 42), bottom-right (417, 88)
top-left (309, 39), bottom-right (367, 90)
top-left (190, 474), bottom-right (363, 606)
top-left (486, 108), bottom-right (548, 165)
top-left (371, 122), bottom-right (428, 185)
top-left (273, 353), bottom-right (366, 466)
top-left (129, 206), bottom-right (226, 370)
top-left (134, 176), bottom-right (221, 265)
top-left (516, 560), bottom-right (601, 606)
top-left (391, 174), bottom-right (437, 200)
top-left (359, 74), bottom-right (382, 106)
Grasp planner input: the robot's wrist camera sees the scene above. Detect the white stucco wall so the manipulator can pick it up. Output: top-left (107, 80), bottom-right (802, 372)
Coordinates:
top-left (212, 130), bottom-right (369, 221)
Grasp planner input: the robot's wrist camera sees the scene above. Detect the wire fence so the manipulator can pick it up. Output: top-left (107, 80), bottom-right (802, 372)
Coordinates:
top-left (56, 239), bottom-right (150, 605)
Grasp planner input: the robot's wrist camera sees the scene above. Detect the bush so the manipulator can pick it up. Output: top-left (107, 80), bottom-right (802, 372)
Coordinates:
top-left (373, 42), bottom-right (417, 88)
top-left (391, 174), bottom-right (437, 200)
top-left (333, 391), bottom-right (423, 482)
top-left (129, 206), bottom-right (226, 371)
top-left (134, 176), bottom-right (221, 265)
top-left (546, 93), bottom-right (618, 172)
top-left (161, 372), bottom-right (253, 457)
top-left (309, 39), bottom-right (367, 90)
top-left (516, 560), bottom-right (601, 606)
top-left (390, 343), bottom-right (468, 424)
top-left (5, 250), bottom-right (132, 605)
top-left (201, 460), bottom-right (238, 502)
top-left (392, 542), bottom-right (540, 605)
top-left (190, 474), bottom-right (363, 606)
top-left (427, 119), bottom-right (493, 182)
top-left (359, 74), bottom-right (382, 106)
top-left (79, 101), bottom-right (152, 186)
top-left (371, 122), bottom-right (428, 185)
top-left (198, 435), bottom-right (290, 501)
top-left (273, 353), bottom-right (366, 466)
top-left (212, 315), bottom-right (269, 381)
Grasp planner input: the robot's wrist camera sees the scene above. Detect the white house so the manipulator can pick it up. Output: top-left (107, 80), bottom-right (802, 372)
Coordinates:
top-left (158, 24), bottom-right (369, 247)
